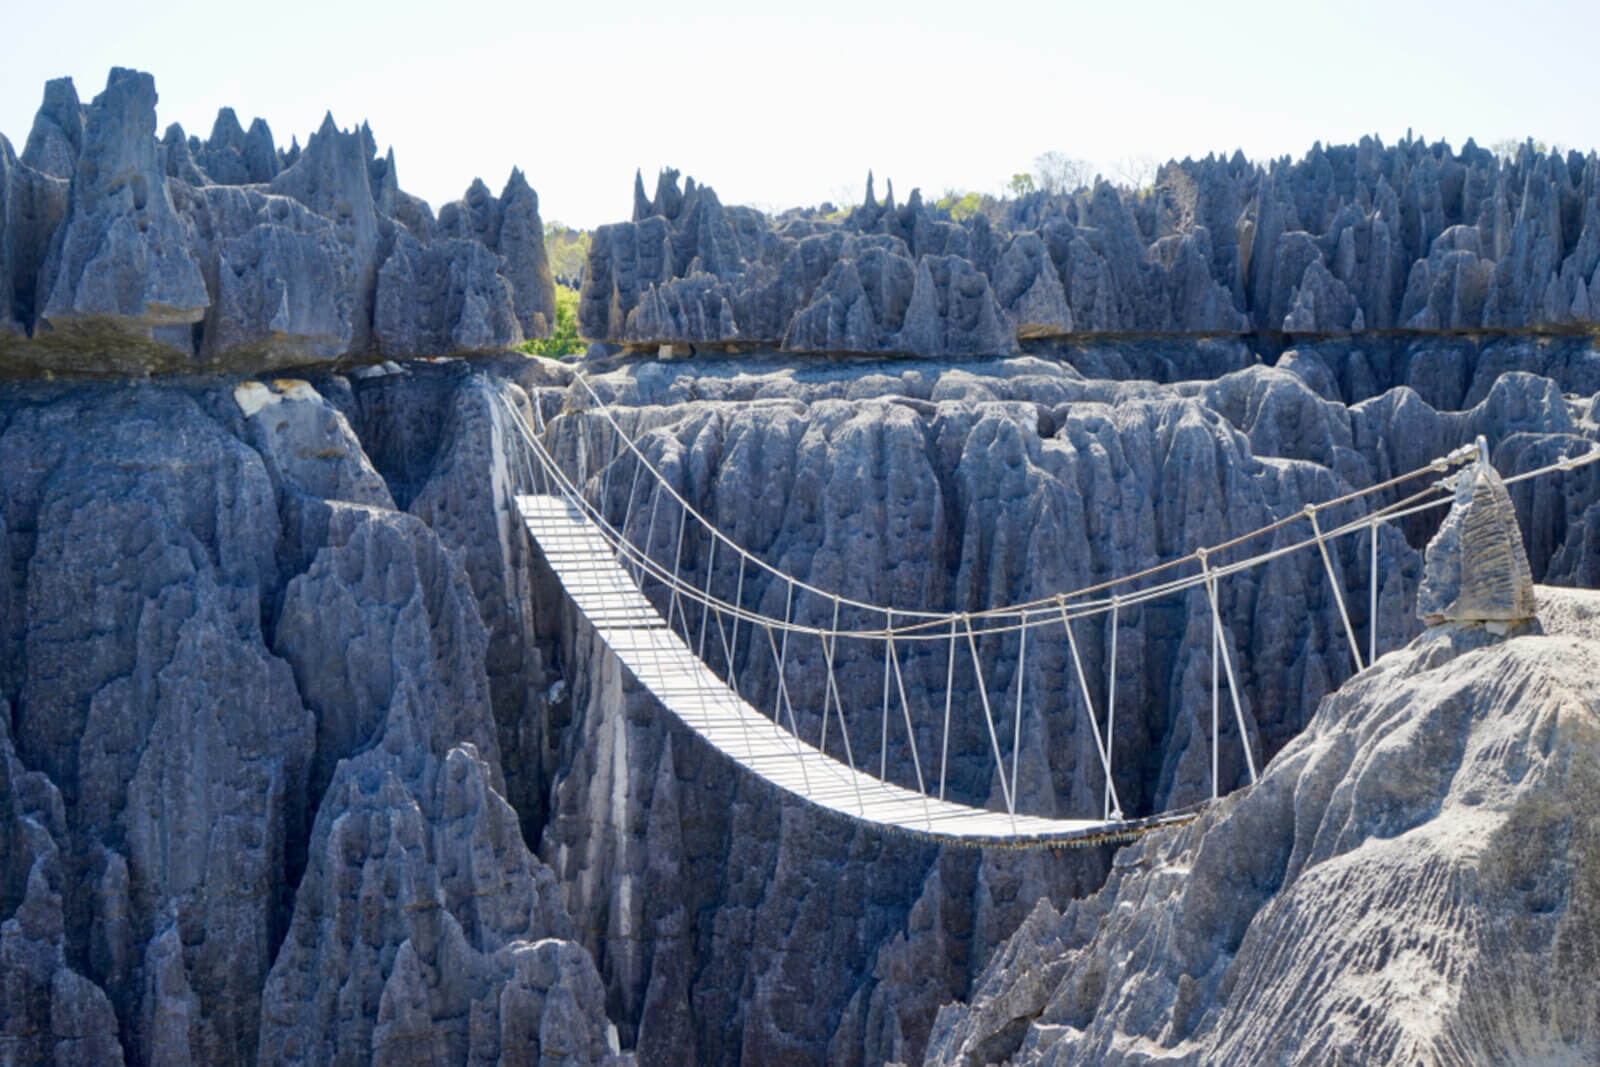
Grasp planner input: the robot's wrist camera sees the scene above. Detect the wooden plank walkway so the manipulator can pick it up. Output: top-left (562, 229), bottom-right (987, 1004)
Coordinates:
top-left (519, 494), bottom-right (1199, 847)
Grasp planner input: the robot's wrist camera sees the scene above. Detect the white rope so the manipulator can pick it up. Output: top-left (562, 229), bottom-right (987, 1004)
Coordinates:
top-left (887, 631), bottom-right (929, 798)
top-left (1105, 597), bottom-right (1120, 820)
top-left (774, 582), bottom-right (795, 726)
top-left (1210, 574), bottom-right (1219, 801)
top-left (880, 608), bottom-right (893, 780)
top-left (819, 596), bottom-right (860, 777)
top-left (964, 616), bottom-right (1016, 822)
top-left (666, 504), bottom-right (689, 643)
top-left (761, 623), bottom-right (818, 803)
top-left (1011, 623), bottom-right (1026, 812)
top-left (1368, 517), bottom-right (1379, 665)
top-left (505, 390), bottom-right (1600, 642)
top-left (1058, 597), bottom-right (1123, 817)
top-left (939, 617), bottom-right (956, 801)
top-left (1307, 505), bottom-right (1366, 674)
top-left (1199, 549), bottom-right (1257, 785)
top-left (558, 371), bottom-right (1512, 635)
top-left (697, 536), bottom-right (716, 661)
top-left (727, 556), bottom-right (746, 688)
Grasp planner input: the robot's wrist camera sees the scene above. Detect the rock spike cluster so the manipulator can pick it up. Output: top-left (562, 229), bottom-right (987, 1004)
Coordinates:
top-left (0, 68), bottom-right (555, 375)
top-left (582, 137), bottom-right (1600, 358)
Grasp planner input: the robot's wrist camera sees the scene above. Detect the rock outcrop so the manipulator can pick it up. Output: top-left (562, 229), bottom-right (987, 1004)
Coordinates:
top-left (0, 69), bottom-right (554, 376)
top-left (0, 362), bottom-right (614, 1065)
top-left (1416, 437), bottom-right (1540, 625)
top-left (521, 338), bottom-right (1600, 1064)
top-left (582, 139), bottom-right (1600, 356)
top-left (0, 334), bottom-right (1598, 1064)
top-left (924, 584), bottom-right (1600, 1065)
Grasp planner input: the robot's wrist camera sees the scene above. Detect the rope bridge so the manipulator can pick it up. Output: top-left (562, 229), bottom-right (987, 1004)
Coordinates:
top-left (494, 373), bottom-right (1600, 847)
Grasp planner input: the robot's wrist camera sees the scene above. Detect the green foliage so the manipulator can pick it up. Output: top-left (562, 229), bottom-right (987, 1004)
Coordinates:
top-left (521, 284), bottom-right (585, 359)
top-left (1007, 172), bottom-right (1037, 197)
top-left (936, 190), bottom-right (985, 221)
top-left (544, 223), bottom-right (591, 287)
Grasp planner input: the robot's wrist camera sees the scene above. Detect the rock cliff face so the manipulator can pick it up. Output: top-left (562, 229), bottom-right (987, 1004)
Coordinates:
top-left (924, 585), bottom-right (1600, 1066)
top-left (0, 334), bottom-right (1597, 1064)
top-left (4, 69), bottom-right (1600, 1066)
top-left (582, 141), bottom-right (1600, 356)
top-left (524, 338), bottom-right (1600, 1064)
top-left (0, 362), bottom-right (622, 1065)
top-left (0, 70), bottom-right (555, 376)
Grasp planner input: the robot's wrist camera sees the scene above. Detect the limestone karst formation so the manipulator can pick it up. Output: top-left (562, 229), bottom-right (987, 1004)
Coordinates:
top-left (582, 141), bottom-right (1600, 357)
top-left (0, 68), bottom-right (556, 376)
top-left (4, 64), bottom-right (1600, 1067)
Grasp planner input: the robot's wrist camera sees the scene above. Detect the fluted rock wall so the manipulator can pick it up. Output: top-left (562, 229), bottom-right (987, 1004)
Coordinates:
top-left (523, 336), bottom-right (1600, 1065)
top-left (582, 141), bottom-right (1600, 357)
top-left (0, 69), bottom-right (555, 377)
top-left (1, 334), bottom-right (1598, 1063)
top-left (0, 361), bottom-right (625, 1064)
top-left (924, 585), bottom-right (1600, 1065)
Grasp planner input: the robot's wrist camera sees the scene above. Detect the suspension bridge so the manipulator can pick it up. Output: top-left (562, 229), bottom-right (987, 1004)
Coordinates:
top-left (496, 373), bottom-right (1600, 847)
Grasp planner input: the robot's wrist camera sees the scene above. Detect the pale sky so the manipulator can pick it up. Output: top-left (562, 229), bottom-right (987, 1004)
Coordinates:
top-left (3, 0), bottom-right (1596, 230)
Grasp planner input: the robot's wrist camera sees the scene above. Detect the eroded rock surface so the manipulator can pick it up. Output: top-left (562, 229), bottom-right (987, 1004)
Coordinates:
top-left (0, 69), bottom-right (554, 376)
top-left (0, 335), bottom-right (1598, 1065)
top-left (925, 585), bottom-right (1600, 1066)
top-left (583, 138), bottom-right (1600, 356)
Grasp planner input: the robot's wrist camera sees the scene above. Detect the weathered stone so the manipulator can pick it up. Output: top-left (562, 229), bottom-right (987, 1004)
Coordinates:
top-left (925, 584), bottom-right (1600, 1065)
top-left (1417, 438), bottom-right (1538, 624)
top-left (0, 68), bottom-right (554, 375)
top-left (374, 232), bottom-right (525, 356)
top-left (19, 77), bottom-right (83, 180)
top-left (34, 69), bottom-right (210, 351)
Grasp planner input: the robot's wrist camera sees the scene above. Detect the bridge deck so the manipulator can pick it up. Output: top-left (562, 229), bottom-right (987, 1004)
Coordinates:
top-left (520, 494), bottom-right (1195, 846)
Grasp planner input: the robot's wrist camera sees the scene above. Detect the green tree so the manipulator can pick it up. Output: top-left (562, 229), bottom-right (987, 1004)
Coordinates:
top-left (1007, 172), bottom-right (1037, 197)
top-left (543, 224), bottom-right (591, 287)
top-left (521, 284), bottom-right (585, 359)
top-left (936, 189), bottom-right (985, 221)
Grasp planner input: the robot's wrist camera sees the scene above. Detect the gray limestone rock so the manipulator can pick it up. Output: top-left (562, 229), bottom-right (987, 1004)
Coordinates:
top-left (1282, 259), bottom-right (1363, 332)
top-left (374, 232), bottom-right (525, 357)
top-left (577, 138), bottom-right (1600, 354)
top-left (894, 254), bottom-right (1016, 357)
top-left (195, 108), bottom-right (279, 186)
top-left (34, 69), bottom-right (210, 354)
top-left (1416, 440), bottom-right (1538, 624)
top-left (990, 233), bottom-right (1072, 339)
top-left (268, 113), bottom-right (383, 355)
top-left (924, 585), bottom-right (1600, 1066)
top-left (1, 384), bottom-right (314, 1064)
top-left (0, 68), bottom-right (553, 375)
top-left (206, 209), bottom-right (357, 362)
top-left (257, 693), bottom-right (609, 1065)
top-left (19, 77), bottom-right (83, 180)
top-left (497, 168), bottom-right (557, 338)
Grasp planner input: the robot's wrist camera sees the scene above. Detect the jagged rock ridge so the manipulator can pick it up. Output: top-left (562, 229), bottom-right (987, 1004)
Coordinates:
top-left (0, 69), bottom-right (556, 376)
top-left (582, 139), bottom-right (1600, 357)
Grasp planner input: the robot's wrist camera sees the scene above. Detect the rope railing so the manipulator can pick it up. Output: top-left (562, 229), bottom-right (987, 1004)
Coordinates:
top-left (502, 380), bottom-right (1600, 642)
top-left (493, 371), bottom-right (1600, 833)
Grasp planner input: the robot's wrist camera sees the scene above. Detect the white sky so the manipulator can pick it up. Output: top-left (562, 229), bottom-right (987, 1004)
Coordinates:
top-left (3, 0), bottom-right (1596, 229)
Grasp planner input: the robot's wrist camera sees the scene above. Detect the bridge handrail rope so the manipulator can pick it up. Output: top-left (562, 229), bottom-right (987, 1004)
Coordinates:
top-left (560, 371), bottom-right (1457, 629)
top-left (495, 372), bottom-right (1600, 842)
top-left (497, 378), bottom-right (1600, 643)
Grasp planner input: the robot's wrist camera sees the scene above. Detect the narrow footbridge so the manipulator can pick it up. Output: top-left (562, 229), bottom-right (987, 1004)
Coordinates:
top-left (496, 374), bottom-right (1598, 847)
